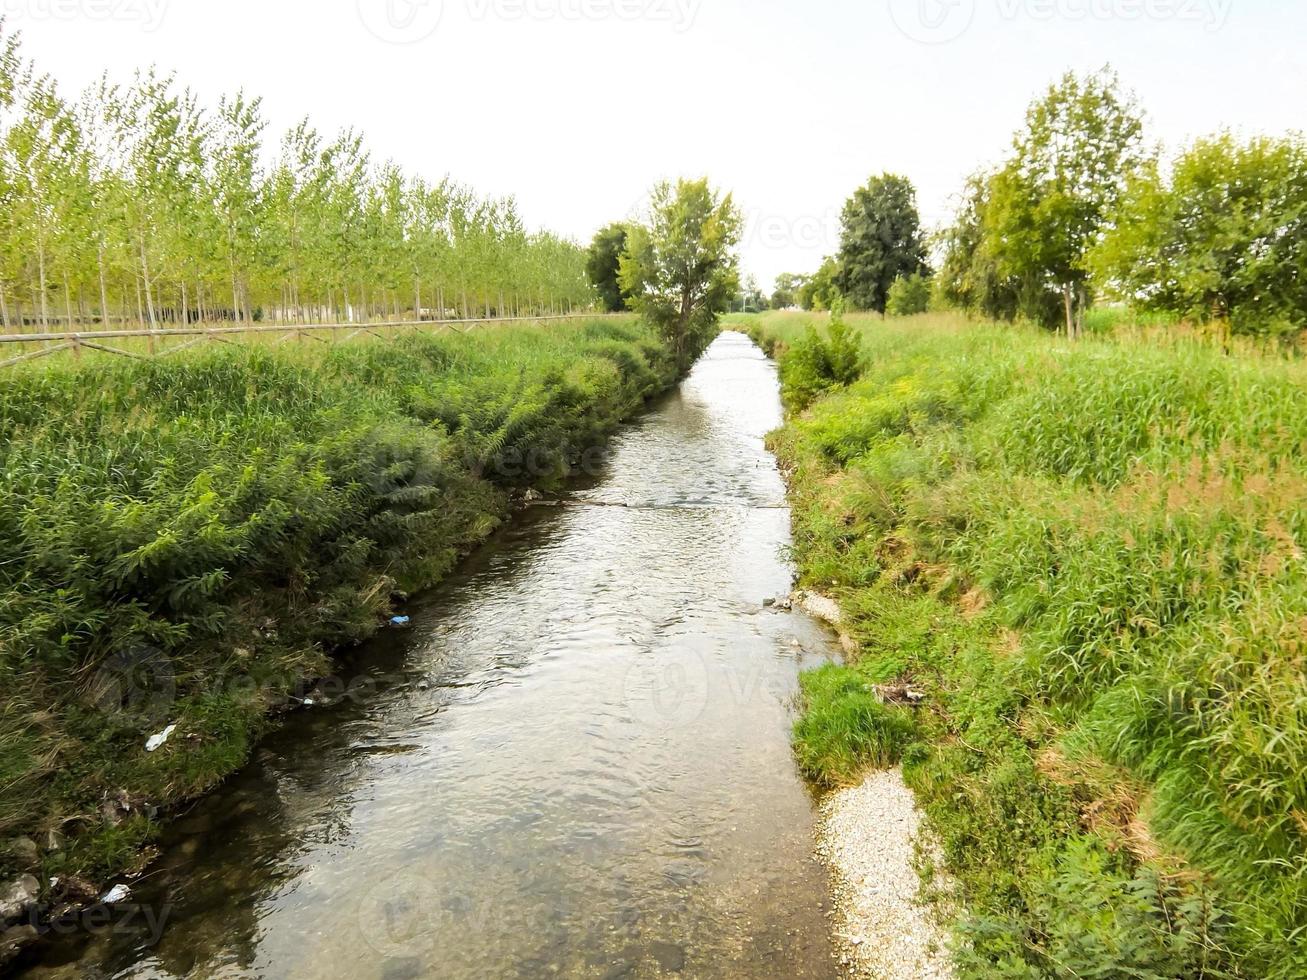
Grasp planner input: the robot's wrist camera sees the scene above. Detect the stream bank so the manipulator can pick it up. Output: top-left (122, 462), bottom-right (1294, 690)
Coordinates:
top-left (19, 332), bottom-right (842, 979)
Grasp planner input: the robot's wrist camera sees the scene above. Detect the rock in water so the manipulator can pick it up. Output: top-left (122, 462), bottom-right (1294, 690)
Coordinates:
top-left (0, 924), bottom-right (39, 968)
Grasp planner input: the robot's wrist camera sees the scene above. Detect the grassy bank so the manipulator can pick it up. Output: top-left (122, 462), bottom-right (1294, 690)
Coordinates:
top-left (738, 310), bottom-right (1306, 978)
top-left (0, 317), bottom-right (687, 895)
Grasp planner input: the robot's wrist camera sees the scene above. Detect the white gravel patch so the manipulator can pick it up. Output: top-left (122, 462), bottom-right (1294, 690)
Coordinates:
top-left (817, 769), bottom-right (955, 980)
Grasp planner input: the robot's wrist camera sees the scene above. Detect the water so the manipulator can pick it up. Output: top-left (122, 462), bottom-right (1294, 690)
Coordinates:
top-left (28, 332), bottom-right (840, 979)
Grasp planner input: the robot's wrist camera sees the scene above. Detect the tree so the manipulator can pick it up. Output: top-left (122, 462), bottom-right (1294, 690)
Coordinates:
top-left (799, 257), bottom-right (841, 311)
top-left (585, 222), bottom-right (630, 312)
top-left (986, 67), bottom-right (1147, 336)
top-left (771, 272), bottom-right (805, 310)
top-left (834, 173), bottom-right (928, 312)
top-left (619, 177), bottom-right (741, 369)
top-left (739, 274), bottom-right (767, 312)
top-left (885, 272), bottom-right (932, 316)
top-left (1092, 133), bottom-right (1307, 337)
top-left (935, 171), bottom-right (1024, 321)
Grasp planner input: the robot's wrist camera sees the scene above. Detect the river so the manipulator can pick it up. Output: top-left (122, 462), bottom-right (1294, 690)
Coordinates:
top-left (26, 331), bottom-right (841, 979)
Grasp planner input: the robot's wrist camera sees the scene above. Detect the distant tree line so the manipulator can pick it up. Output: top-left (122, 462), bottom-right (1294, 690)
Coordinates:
top-left (0, 22), bottom-right (593, 334)
top-left (776, 67), bottom-right (1307, 340)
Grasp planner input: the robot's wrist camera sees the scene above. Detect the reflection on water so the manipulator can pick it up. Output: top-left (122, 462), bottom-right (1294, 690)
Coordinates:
top-left (27, 333), bottom-right (840, 979)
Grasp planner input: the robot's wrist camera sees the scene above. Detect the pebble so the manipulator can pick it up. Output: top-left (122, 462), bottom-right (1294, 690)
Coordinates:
top-left (815, 769), bottom-right (955, 980)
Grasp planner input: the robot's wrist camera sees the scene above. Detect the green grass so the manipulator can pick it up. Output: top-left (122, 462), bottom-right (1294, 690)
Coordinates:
top-left (741, 310), bottom-right (1307, 978)
top-left (0, 315), bottom-right (691, 889)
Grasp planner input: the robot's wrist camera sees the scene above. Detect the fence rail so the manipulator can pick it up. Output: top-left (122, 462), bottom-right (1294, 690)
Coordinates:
top-left (0, 313), bottom-right (623, 370)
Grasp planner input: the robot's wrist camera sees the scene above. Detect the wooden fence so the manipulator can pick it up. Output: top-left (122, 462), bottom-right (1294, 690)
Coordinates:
top-left (0, 313), bottom-right (623, 370)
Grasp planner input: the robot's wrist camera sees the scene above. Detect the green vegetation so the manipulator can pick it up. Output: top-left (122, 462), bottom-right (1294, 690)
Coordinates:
top-left (620, 177), bottom-right (742, 370)
top-left (1092, 133), bottom-right (1307, 339)
top-left (744, 309), bottom-right (1307, 978)
top-left (585, 223), bottom-right (633, 313)
top-left (980, 68), bottom-right (1147, 336)
top-left (782, 68), bottom-right (1304, 348)
top-left (834, 173), bottom-right (929, 314)
top-left (0, 24), bottom-right (591, 338)
top-left (886, 272), bottom-right (933, 317)
top-left (0, 316), bottom-right (691, 889)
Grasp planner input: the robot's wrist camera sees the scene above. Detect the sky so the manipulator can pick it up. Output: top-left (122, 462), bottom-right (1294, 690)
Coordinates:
top-left (5, 0), bottom-right (1305, 292)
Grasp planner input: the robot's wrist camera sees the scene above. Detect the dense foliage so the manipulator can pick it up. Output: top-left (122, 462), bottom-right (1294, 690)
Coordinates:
top-left (585, 223), bottom-right (631, 313)
top-left (0, 318), bottom-right (679, 888)
top-left (933, 68), bottom-right (1306, 342)
top-left (619, 177), bottom-right (741, 369)
top-left (0, 24), bottom-right (591, 334)
top-left (885, 272), bottom-right (932, 317)
top-left (982, 68), bottom-right (1147, 336)
top-left (747, 310), bottom-right (1307, 979)
top-left (834, 173), bottom-right (929, 313)
top-left (1092, 133), bottom-right (1307, 338)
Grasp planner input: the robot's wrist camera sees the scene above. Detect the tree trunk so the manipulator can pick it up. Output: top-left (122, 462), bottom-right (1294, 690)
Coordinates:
top-left (98, 243), bottom-right (111, 328)
top-left (1062, 283), bottom-right (1074, 340)
top-left (37, 245), bottom-right (49, 331)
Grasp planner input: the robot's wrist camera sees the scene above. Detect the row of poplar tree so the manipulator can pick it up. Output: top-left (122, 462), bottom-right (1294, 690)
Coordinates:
top-left (0, 24), bottom-right (593, 335)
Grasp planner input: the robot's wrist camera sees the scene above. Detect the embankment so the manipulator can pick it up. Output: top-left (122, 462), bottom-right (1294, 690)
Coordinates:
top-left (741, 310), bottom-right (1307, 979)
top-left (0, 317), bottom-right (688, 924)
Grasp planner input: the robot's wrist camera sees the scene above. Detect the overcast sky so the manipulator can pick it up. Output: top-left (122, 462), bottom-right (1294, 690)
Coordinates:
top-left (7, 0), bottom-right (1305, 291)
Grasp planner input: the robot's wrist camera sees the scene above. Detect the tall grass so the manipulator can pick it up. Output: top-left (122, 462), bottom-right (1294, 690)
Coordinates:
top-left (742, 310), bottom-right (1307, 978)
top-left (0, 316), bottom-right (686, 885)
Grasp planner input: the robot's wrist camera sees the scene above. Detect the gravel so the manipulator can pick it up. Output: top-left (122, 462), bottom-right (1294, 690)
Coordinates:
top-left (816, 769), bottom-right (955, 980)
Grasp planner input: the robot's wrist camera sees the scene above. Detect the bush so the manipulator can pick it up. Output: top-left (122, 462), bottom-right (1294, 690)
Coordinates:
top-left (777, 311), bottom-right (864, 412)
top-left (886, 273), bottom-right (933, 316)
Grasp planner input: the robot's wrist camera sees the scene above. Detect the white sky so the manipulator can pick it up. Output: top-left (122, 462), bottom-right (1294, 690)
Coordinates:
top-left (7, 0), bottom-right (1305, 291)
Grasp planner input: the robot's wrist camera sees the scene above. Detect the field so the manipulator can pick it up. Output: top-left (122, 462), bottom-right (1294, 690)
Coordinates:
top-left (0, 316), bottom-right (684, 888)
top-left (737, 310), bottom-right (1307, 978)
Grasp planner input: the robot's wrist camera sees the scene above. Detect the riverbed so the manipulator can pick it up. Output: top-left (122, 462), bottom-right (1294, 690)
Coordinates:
top-left (26, 332), bottom-right (841, 979)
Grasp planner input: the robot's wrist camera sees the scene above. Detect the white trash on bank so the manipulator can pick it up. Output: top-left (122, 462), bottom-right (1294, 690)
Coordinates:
top-left (100, 884), bottom-right (132, 905)
top-left (145, 724), bottom-right (177, 753)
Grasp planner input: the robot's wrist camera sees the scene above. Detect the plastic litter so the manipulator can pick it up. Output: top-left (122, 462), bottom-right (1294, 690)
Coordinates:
top-left (145, 724), bottom-right (177, 753)
top-left (390, 616), bottom-right (411, 627)
top-left (101, 884), bottom-right (131, 904)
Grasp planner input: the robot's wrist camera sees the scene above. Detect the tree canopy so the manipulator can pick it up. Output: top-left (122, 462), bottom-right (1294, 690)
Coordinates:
top-left (1091, 133), bottom-right (1307, 337)
top-left (834, 174), bottom-right (928, 313)
top-left (983, 67), bottom-right (1147, 335)
top-left (585, 223), bottom-right (631, 313)
top-left (619, 177), bottom-right (741, 369)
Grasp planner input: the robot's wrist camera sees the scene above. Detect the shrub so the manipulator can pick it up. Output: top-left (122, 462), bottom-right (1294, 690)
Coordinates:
top-left (886, 273), bottom-right (933, 316)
